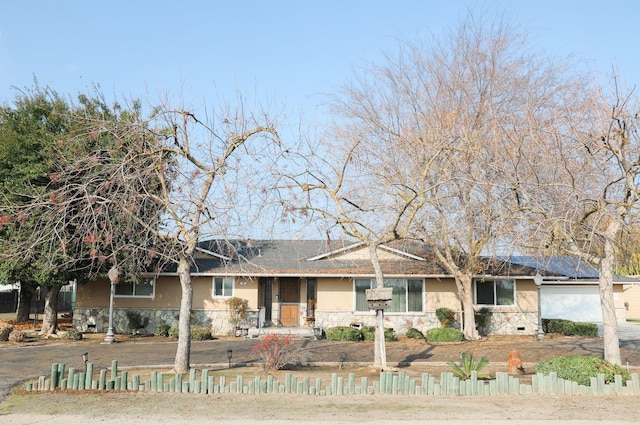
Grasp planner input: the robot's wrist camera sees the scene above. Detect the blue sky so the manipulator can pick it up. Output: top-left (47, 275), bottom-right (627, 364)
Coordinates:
top-left (1, 0), bottom-right (639, 117)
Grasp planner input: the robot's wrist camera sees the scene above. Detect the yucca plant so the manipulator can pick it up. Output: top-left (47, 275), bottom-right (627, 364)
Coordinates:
top-left (447, 352), bottom-right (490, 380)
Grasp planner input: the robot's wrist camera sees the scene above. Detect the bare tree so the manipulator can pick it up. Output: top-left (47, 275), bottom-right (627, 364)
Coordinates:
top-left (521, 76), bottom-right (640, 365)
top-left (282, 126), bottom-right (427, 369)
top-left (6, 93), bottom-right (281, 372)
top-left (319, 12), bottom-right (585, 340)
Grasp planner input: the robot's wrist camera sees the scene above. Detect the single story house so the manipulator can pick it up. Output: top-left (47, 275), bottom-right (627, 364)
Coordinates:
top-left (72, 239), bottom-right (632, 336)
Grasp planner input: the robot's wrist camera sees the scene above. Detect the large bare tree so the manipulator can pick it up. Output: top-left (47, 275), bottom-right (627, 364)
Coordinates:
top-left (320, 13), bottom-right (585, 340)
top-left (521, 77), bottom-right (640, 364)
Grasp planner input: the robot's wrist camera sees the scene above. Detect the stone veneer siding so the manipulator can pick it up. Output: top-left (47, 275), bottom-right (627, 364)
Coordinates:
top-left (73, 307), bottom-right (235, 336)
top-left (73, 307), bottom-right (539, 336)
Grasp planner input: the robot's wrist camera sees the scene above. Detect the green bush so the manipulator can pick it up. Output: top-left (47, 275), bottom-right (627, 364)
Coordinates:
top-left (191, 326), bottom-right (213, 341)
top-left (361, 326), bottom-right (394, 341)
top-left (168, 327), bottom-right (179, 338)
top-left (426, 327), bottom-right (464, 342)
top-left (474, 307), bottom-right (492, 336)
top-left (565, 321), bottom-right (598, 337)
top-left (536, 355), bottom-right (629, 386)
top-left (542, 318), bottom-right (598, 337)
top-left (436, 307), bottom-right (456, 327)
top-left (325, 326), bottom-right (363, 341)
top-left (154, 323), bottom-right (171, 337)
top-left (125, 310), bottom-right (143, 332)
top-left (406, 327), bottom-right (425, 340)
top-left (65, 329), bottom-right (83, 341)
top-left (0, 323), bottom-right (13, 341)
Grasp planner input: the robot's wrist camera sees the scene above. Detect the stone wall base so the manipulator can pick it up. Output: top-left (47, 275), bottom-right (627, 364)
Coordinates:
top-left (73, 307), bottom-right (538, 336)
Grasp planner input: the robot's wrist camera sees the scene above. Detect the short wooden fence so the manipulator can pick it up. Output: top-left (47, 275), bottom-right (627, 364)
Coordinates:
top-left (25, 360), bottom-right (640, 396)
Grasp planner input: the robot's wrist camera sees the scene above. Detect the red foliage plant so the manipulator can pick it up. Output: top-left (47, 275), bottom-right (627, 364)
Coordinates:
top-left (249, 333), bottom-right (298, 373)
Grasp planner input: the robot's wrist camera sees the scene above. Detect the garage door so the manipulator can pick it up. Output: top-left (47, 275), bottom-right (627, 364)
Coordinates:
top-left (540, 286), bottom-right (602, 323)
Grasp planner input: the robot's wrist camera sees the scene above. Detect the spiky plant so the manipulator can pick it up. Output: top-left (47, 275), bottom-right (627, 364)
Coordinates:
top-left (447, 352), bottom-right (490, 380)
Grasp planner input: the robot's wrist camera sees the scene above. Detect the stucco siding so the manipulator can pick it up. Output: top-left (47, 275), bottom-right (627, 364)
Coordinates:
top-left (425, 279), bottom-right (458, 311)
top-left (316, 277), bottom-right (353, 311)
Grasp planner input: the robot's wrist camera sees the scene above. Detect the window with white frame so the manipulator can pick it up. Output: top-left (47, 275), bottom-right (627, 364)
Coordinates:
top-left (355, 278), bottom-right (423, 312)
top-left (212, 277), bottom-right (234, 298)
top-left (115, 277), bottom-right (155, 298)
top-left (475, 279), bottom-right (515, 306)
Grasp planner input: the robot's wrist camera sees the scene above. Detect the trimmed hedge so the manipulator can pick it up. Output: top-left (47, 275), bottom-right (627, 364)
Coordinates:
top-left (325, 326), bottom-right (396, 341)
top-left (542, 318), bottom-right (598, 337)
top-left (536, 355), bottom-right (630, 386)
top-left (325, 326), bottom-right (362, 341)
top-left (361, 326), bottom-right (395, 342)
top-left (426, 327), bottom-right (464, 342)
top-left (406, 327), bottom-right (425, 340)
top-left (191, 326), bottom-right (213, 341)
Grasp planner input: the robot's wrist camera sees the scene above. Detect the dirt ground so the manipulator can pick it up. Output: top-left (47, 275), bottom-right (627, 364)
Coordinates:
top-left (2, 318), bottom-right (640, 424)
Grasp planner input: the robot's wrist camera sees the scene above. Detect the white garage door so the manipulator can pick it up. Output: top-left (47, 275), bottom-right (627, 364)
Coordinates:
top-left (540, 286), bottom-right (602, 323)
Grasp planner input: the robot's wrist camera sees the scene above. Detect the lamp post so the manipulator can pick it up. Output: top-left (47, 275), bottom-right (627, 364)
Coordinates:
top-left (534, 273), bottom-right (545, 340)
top-left (104, 266), bottom-right (120, 344)
top-left (227, 349), bottom-right (233, 368)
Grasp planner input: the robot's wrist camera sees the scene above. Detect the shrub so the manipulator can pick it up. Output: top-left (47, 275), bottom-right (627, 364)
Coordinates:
top-left (168, 327), bottom-right (179, 338)
top-left (0, 323), bottom-right (14, 341)
top-left (448, 352), bottom-right (490, 380)
top-left (65, 329), bottom-right (83, 341)
top-left (325, 326), bottom-right (362, 341)
top-left (154, 323), bottom-right (171, 337)
top-left (474, 307), bottom-right (492, 336)
top-left (436, 307), bottom-right (456, 327)
top-left (536, 355), bottom-right (630, 386)
top-left (226, 297), bottom-right (249, 334)
top-left (406, 327), bottom-right (425, 340)
top-left (125, 310), bottom-right (143, 332)
top-left (250, 333), bottom-right (305, 372)
top-left (9, 330), bottom-right (27, 342)
top-left (564, 321), bottom-right (598, 337)
top-left (361, 326), bottom-right (394, 342)
top-left (426, 327), bottom-right (464, 342)
top-left (542, 318), bottom-right (598, 337)
top-left (191, 326), bottom-right (213, 341)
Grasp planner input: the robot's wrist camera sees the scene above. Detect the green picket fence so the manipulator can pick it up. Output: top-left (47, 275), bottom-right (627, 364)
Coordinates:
top-left (25, 361), bottom-right (640, 396)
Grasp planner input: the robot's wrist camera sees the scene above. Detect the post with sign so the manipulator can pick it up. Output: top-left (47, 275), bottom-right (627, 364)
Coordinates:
top-left (366, 288), bottom-right (392, 370)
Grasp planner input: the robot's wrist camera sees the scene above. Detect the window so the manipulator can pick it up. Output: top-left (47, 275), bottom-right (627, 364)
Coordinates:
top-left (475, 279), bottom-right (515, 306)
top-left (355, 278), bottom-right (423, 312)
top-left (115, 277), bottom-right (154, 298)
top-left (213, 277), bottom-right (234, 297)
top-left (306, 278), bottom-right (316, 317)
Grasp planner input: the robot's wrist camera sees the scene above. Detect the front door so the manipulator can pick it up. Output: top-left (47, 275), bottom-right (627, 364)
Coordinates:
top-left (279, 277), bottom-right (300, 326)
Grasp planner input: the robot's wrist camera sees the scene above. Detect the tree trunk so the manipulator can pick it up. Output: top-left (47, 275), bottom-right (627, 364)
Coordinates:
top-left (16, 284), bottom-right (35, 322)
top-left (457, 274), bottom-right (479, 340)
top-left (38, 284), bottom-right (61, 336)
top-left (174, 256), bottom-right (193, 373)
top-left (601, 236), bottom-right (621, 365)
top-left (368, 244), bottom-right (388, 370)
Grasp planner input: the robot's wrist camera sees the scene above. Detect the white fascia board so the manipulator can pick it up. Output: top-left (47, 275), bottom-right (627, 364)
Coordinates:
top-left (305, 241), bottom-right (365, 261)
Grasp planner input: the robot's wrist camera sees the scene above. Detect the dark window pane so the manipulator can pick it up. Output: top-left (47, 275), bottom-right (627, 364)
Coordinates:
top-left (407, 279), bottom-right (423, 312)
top-left (475, 281), bottom-right (495, 305)
top-left (115, 282), bottom-right (134, 296)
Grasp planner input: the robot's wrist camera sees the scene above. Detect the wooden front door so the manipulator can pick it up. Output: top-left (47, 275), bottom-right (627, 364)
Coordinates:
top-left (279, 277), bottom-right (300, 326)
